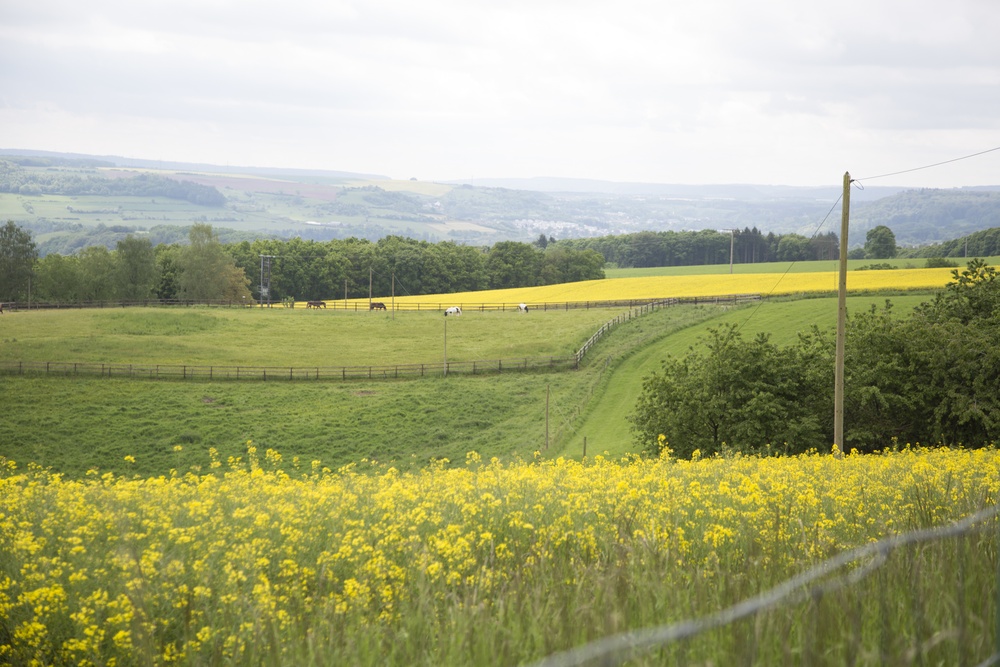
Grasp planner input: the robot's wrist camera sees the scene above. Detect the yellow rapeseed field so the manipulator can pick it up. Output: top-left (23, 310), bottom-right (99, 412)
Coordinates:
top-left (339, 267), bottom-right (958, 307)
top-left (1, 446), bottom-right (996, 665)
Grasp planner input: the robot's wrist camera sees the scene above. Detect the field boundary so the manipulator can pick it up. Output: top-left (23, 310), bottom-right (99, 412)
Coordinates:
top-left (0, 357), bottom-right (578, 381)
top-left (0, 294), bottom-right (761, 312)
top-left (0, 294), bottom-right (760, 382)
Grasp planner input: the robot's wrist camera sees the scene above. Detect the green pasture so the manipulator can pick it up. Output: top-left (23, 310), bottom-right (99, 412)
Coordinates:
top-left (0, 306), bottom-right (615, 366)
top-left (0, 290), bottom-right (944, 478)
top-left (0, 304), bottom-right (726, 476)
top-left (604, 255), bottom-right (1000, 278)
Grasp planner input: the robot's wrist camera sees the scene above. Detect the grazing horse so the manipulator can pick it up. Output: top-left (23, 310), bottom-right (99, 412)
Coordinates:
top-left (306, 300), bottom-right (327, 309)
top-left (444, 306), bottom-right (462, 316)
top-left (370, 302), bottom-right (387, 311)
top-left (517, 303), bottom-right (529, 313)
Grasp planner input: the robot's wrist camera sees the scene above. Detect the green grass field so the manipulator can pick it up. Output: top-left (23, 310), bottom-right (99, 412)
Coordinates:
top-left (0, 292), bottom-right (939, 477)
top-left (0, 303), bottom-right (732, 476)
top-left (604, 255), bottom-right (1000, 278)
top-left (0, 307), bottom-right (615, 366)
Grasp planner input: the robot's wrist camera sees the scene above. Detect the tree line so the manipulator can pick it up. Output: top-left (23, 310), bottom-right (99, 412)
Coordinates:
top-left (0, 222), bottom-right (605, 304)
top-left (558, 228), bottom-right (841, 267)
top-left (630, 259), bottom-right (1000, 457)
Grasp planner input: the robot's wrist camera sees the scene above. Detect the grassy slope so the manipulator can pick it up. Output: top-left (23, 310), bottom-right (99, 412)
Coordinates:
top-left (555, 293), bottom-right (931, 460)
top-left (0, 305), bottom-right (727, 477)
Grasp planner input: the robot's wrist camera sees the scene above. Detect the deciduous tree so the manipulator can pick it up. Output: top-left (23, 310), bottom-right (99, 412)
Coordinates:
top-left (0, 220), bottom-right (38, 301)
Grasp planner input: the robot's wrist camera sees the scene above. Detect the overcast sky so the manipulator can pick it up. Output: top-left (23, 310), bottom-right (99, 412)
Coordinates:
top-left (2, 0), bottom-right (999, 188)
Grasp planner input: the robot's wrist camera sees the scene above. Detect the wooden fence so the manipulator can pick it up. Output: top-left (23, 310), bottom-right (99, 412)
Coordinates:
top-left (0, 357), bottom-right (578, 381)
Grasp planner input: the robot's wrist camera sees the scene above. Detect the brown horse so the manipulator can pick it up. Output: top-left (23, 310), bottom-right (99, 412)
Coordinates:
top-left (370, 302), bottom-right (387, 310)
top-left (306, 300), bottom-right (327, 309)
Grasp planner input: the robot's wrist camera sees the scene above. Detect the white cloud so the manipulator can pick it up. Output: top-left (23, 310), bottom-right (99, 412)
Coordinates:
top-left (1, 0), bottom-right (999, 187)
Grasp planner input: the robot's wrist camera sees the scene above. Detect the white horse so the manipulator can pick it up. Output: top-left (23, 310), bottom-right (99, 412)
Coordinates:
top-left (444, 306), bottom-right (462, 316)
top-left (517, 303), bottom-right (528, 313)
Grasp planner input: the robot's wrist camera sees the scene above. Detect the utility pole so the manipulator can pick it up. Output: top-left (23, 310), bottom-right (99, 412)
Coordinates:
top-left (720, 229), bottom-right (737, 273)
top-left (443, 316), bottom-right (448, 377)
top-left (368, 267), bottom-right (373, 310)
top-left (834, 172), bottom-right (851, 458)
top-left (259, 255), bottom-right (275, 308)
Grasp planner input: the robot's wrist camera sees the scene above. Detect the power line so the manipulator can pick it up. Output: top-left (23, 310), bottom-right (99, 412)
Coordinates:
top-left (735, 194), bottom-right (843, 335)
top-left (855, 145), bottom-right (1000, 184)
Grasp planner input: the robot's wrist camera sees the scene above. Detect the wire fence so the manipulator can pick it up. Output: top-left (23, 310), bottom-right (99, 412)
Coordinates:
top-left (528, 503), bottom-right (1000, 667)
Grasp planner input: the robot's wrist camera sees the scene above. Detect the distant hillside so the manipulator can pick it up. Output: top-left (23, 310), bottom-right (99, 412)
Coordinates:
top-left (3, 149), bottom-right (1000, 254)
top-left (850, 188), bottom-right (1000, 246)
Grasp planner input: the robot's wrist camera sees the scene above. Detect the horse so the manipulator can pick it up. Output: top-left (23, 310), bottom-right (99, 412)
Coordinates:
top-left (306, 300), bottom-right (327, 309)
top-left (370, 302), bottom-right (387, 311)
top-left (517, 303), bottom-right (529, 313)
top-left (444, 306), bottom-right (462, 316)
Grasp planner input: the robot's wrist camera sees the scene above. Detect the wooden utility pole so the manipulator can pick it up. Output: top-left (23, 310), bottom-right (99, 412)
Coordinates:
top-left (391, 273), bottom-right (395, 320)
top-left (443, 316), bottom-right (447, 377)
top-left (726, 229), bottom-right (736, 273)
top-left (368, 267), bottom-right (373, 310)
top-left (834, 172), bottom-right (850, 457)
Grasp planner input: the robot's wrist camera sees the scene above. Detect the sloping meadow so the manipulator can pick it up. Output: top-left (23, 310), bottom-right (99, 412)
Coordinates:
top-left (2, 446), bottom-right (997, 666)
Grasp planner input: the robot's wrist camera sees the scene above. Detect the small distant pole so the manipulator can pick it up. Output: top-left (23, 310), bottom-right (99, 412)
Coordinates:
top-left (443, 316), bottom-right (448, 377)
top-left (583, 436), bottom-right (587, 459)
top-left (545, 384), bottom-right (550, 450)
top-left (392, 272), bottom-right (395, 320)
top-left (368, 267), bottom-right (373, 310)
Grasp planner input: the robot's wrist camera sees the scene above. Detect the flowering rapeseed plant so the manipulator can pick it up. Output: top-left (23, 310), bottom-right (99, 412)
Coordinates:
top-left (0, 447), bottom-right (996, 665)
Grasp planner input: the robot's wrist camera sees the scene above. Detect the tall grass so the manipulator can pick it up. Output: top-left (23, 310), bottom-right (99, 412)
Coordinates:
top-left (1, 447), bottom-right (996, 666)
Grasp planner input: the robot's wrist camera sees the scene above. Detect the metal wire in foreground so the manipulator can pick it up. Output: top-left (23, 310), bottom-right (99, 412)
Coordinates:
top-left (526, 503), bottom-right (1000, 667)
